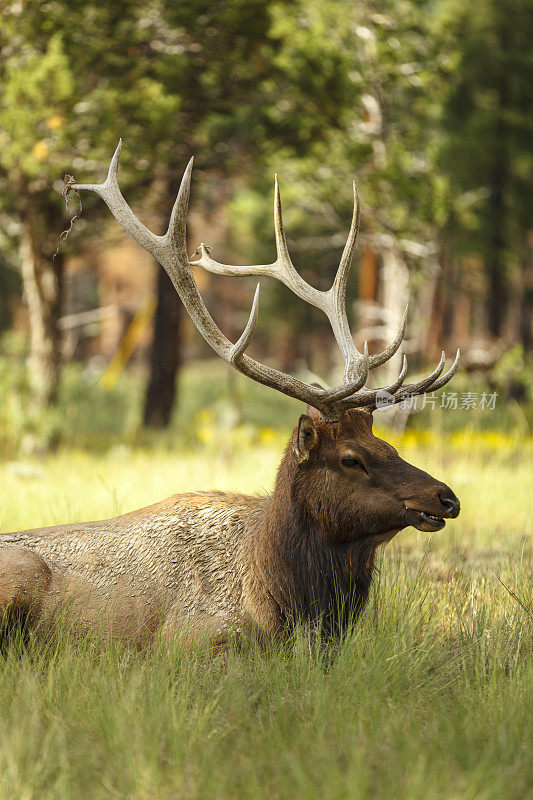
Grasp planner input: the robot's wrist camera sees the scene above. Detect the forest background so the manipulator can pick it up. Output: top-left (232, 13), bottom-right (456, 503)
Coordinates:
top-left (0, 0), bottom-right (531, 452)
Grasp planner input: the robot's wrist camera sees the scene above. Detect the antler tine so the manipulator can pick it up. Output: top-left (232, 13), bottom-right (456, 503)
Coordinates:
top-left (374, 352), bottom-right (409, 397)
top-left (229, 283), bottom-right (261, 365)
top-left (189, 244), bottom-right (270, 279)
top-left (71, 139), bottom-right (166, 260)
top-left (331, 181), bottom-right (360, 302)
top-left (328, 181), bottom-right (366, 383)
top-left (72, 138), bottom-right (122, 194)
top-left (375, 349), bottom-right (460, 409)
top-left (393, 350), bottom-right (447, 399)
top-left (419, 348), bottom-right (460, 393)
top-left (340, 348), bottom-right (459, 411)
top-left (270, 175), bottom-right (342, 310)
top-left (324, 342), bottom-right (369, 402)
top-left (106, 137), bottom-right (123, 185)
top-left (273, 174), bottom-right (293, 271)
top-left (189, 174), bottom-right (297, 280)
top-left (341, 353), bottom-right (409, 408)
top-left (385, 353), bottom-right (409, 393)
top-left (166, 156), bottom-right (194, 260)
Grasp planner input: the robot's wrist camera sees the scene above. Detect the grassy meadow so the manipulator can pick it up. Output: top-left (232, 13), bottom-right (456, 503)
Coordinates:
top-left (0, 361), bottom-right (531, 800)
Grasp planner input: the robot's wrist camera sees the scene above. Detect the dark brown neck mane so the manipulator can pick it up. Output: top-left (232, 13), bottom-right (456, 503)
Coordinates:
top-left (254, 445), bottom-right (378, 634)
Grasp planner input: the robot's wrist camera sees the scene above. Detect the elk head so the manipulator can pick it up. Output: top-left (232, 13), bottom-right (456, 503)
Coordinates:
top-left (289, 407), bottom-right (460, 545)
top-left (68, 141), bottom-right (461, 540)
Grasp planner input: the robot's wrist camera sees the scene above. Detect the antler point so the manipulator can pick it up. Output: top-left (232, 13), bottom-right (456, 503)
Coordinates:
top-left (106, 140), bottom-right (123, 184)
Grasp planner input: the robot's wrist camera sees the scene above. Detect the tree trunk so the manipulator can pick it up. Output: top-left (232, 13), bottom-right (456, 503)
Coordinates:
top-left (19, 208), bottom-right (64, 407)
top-left (487, 158), bottom-right (507, 337)
top-left (486, 25), bottom-right (509, 337)
top-left (424, 235), bottom-right (453, 361)
top-left (380, 239), bottom-right (410, 382)
top-left (519, 232), bottom-right (532, 350)
top-left (143, 265), bottom-right (183, 428)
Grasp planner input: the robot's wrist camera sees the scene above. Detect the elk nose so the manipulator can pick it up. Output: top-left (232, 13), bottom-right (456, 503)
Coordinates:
top-left (438, 491), bottom-right (460, 518)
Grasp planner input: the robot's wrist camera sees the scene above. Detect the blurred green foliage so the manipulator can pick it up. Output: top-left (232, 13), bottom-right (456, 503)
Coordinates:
top-left (1, 0), bottom-right (531, 266)
top-left (0, 0), bottom-right (531, 439)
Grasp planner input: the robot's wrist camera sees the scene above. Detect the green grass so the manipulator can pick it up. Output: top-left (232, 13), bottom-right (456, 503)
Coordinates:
top-left (0, 434), bottom-right (531, 799)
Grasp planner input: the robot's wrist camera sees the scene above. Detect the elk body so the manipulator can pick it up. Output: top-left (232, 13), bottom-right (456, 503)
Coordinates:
top-left (0, 146), bottom-right (460, 647)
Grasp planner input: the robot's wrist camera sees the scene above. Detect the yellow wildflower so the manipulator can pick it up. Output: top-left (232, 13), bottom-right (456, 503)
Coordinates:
top-left (32, 140), bottom-right (49, 161)
top-left (46, 114), bottom-right (64, 130)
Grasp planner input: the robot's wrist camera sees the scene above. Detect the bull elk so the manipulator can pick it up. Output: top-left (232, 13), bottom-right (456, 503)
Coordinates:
top-left (0, 143), bottom-right (460, 647)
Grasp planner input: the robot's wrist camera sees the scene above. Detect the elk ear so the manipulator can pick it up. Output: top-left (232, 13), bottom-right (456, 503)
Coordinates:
top-left (295, 414), bottom-right (318, 464)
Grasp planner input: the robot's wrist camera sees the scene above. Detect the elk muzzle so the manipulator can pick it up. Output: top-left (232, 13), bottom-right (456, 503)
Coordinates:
top-left (403, 484), bottom-right (460, 532)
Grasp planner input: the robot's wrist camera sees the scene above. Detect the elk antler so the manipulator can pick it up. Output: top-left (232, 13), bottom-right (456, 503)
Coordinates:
top-left (69, 141), bottom-right (459, 420)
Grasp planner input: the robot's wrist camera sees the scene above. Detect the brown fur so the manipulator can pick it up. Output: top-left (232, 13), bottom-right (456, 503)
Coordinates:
top-left (0, 409), bottom-right (459, 646)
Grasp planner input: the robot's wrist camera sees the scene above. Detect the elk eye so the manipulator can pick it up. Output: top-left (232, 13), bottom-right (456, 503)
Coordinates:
top-left (341, 456), bottom-right (365, 471)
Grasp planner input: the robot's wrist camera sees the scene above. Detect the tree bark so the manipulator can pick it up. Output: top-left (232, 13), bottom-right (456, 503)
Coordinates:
top-left (380, 239), bottom-right (410, 382)
top-left (19, 207), bottom-right (64, 407)
top-left (143, 265), bottom-right (183, 428)
top-left (519, 233), bottom-right (532, 350)
top-left (487, 157), bottom-right (507, 337)
top-left (486, 25), bottom-right (510, 337)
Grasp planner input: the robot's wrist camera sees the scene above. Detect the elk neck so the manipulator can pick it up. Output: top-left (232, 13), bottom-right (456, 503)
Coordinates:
top-left (249, 444), bottom-right (378, 632)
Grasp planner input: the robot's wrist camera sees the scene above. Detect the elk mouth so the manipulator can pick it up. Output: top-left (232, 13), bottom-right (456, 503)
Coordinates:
top-left (404, 507), bottom-right (446, 532)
